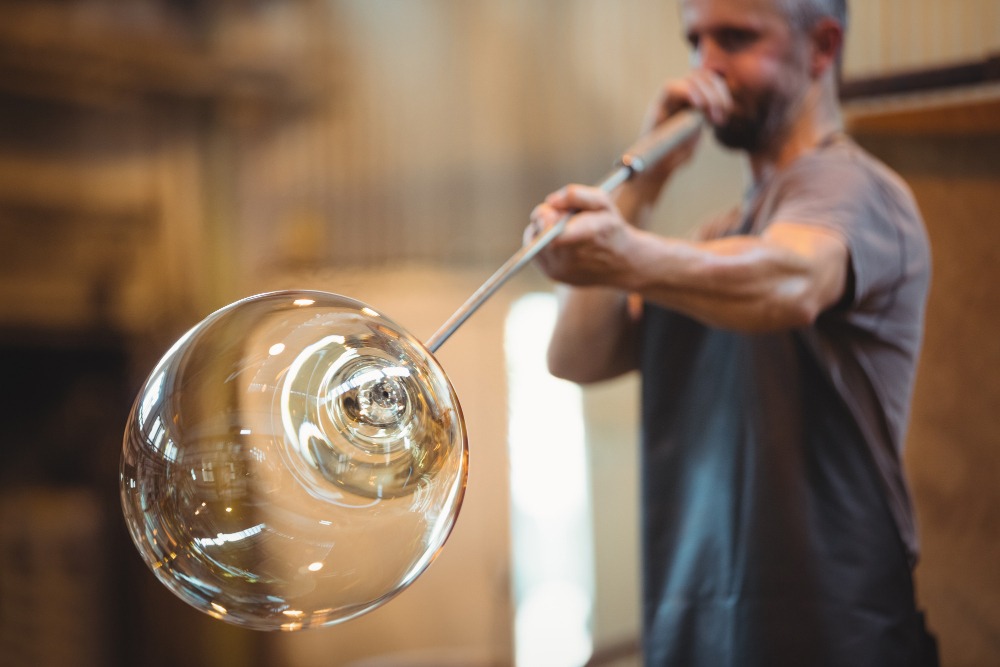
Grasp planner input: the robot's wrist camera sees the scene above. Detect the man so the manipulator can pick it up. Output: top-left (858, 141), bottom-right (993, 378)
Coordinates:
top-left (527, 0), bottom-right (937, 665)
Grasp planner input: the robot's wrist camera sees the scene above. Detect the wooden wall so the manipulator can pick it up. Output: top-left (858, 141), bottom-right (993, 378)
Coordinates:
top-left (854, 131), bottom-right (1000, 667)
top-left (846, 0), bottom-right (1000, 77)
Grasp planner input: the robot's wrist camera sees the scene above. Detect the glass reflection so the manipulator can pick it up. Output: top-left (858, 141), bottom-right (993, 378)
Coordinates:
top-left (120, 291), bottom-right (468, 631)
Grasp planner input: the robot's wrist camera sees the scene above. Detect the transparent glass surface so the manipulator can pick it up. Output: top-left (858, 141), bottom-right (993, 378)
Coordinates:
top-left (120, 291), bottom-right (468, 631)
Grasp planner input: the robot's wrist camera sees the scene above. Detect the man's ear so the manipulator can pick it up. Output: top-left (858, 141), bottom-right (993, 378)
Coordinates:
top-left (809, 18), bottom-right (844, 78)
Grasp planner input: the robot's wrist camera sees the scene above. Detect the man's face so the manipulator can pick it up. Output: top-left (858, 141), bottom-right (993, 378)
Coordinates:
top-left (679, 0), bottom-right (813, 152)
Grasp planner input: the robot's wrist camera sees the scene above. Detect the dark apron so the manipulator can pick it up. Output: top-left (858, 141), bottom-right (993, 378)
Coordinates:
top-left (638, 306), bottom-right (937, 667)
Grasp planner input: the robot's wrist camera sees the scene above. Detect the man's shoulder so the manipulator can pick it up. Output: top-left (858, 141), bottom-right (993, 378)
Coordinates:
top-left (765, 135), bottom-right (923, 231)
top-left (788, 135), bottom-right (914, 202)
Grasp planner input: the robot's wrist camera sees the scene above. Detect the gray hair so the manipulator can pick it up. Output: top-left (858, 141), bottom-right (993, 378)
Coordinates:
top-left (779, 0), bottom-right (848, 34)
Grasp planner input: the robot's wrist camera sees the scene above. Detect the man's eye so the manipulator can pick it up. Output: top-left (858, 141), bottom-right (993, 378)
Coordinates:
top-left (717, 28), bottom-right (757, 51)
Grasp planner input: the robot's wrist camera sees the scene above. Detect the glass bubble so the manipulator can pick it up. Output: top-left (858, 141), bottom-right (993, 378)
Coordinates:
top-left (120, 291), bottom-right (468, 631)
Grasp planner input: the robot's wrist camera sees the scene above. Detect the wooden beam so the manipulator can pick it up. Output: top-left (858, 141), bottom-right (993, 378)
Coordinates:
top-left (842, 55), bottom-right (1000, 136)
top-left (841, 55), bottom-right (1000, 100)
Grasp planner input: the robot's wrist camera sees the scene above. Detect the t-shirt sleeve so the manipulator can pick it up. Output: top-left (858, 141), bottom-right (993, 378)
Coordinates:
top-left (766, 155), bottom-right (920, 311)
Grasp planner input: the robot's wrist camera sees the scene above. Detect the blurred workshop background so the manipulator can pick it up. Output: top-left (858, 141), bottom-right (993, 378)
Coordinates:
top-left (0, 1), bottom-right (997, 666)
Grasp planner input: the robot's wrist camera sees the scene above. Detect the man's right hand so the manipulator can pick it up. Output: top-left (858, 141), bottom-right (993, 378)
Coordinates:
top-left (650, 68), bottom-right (734, 130)
top-left (623, 69), bottom-right (732, 196)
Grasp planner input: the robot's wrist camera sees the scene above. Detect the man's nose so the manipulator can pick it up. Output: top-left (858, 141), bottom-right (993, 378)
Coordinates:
top-left (694, 39), bottom-right (727, 76)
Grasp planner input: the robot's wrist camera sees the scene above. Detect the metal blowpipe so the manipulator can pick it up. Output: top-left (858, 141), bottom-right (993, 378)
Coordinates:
top-left (424, 109), bottom-right (703, 353)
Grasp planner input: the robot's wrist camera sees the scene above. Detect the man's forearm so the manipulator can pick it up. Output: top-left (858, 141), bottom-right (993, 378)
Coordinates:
top-left (547, 284), bottom-right (639, 384)
top-left (623, 223), bottom-right (850, 333)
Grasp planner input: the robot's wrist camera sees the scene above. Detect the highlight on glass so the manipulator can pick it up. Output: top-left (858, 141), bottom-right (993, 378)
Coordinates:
top-left (120, 291), bottom-right (468, 631)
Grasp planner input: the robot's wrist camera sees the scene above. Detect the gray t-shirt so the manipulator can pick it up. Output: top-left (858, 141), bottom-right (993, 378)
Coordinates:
top-left (639, 136), bottom-right (931, 666)
top-left (740, 135), bottom-right (930, 558)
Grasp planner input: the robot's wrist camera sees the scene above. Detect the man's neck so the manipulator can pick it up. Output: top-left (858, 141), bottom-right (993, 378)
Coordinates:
top-left (748, 86), bottom-right (843, 185)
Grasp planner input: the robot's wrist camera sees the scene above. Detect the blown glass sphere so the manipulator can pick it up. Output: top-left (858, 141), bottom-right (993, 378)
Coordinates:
top-left (120, 291), bottom-right (468, 631)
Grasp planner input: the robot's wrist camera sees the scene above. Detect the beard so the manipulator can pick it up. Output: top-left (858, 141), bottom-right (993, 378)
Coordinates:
top-left (712, 84), bottom-right (795, 154)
